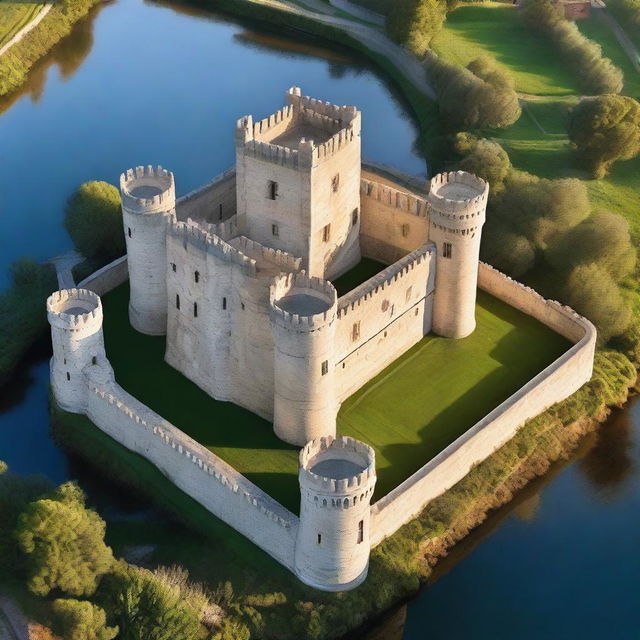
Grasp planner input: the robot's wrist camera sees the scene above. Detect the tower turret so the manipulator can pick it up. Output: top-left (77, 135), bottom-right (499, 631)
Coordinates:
top-left (47, 289), bottom-right (105, 413)
top-left (270, 272), bottom-right (338, 446)
top-left (120, 165), bottom-right (176, 335)
top-left (295, 436), bottom-right (376, 591)
top-left (428, 171), bottom-right (488, 338)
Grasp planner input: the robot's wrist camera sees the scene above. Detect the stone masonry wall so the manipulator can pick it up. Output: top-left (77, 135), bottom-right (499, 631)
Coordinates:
top-left (83, 368), bottom-right (298, 568)
top-left (78, 256), bottom-right (128, 296)
top-left (369, 263), bottom-right (596, 545)
top-left (176, 168), bottom-right (237, 225)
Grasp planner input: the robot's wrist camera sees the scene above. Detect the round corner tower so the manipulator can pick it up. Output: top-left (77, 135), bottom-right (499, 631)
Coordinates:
top-left (270, 272), bottom-right (338, 446)
top-left (295, 436), bottom-right (376, 591)
top-left (47, 288), bottom-right (105, 413)
top-left (428, 171), bottom-right (489, 339)
top-left (120, 165), bottom-right (176, 336)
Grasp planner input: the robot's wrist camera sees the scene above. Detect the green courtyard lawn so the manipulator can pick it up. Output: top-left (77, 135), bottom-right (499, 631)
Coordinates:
top-left (100, 278), bottom-right (569, 511)
top-left (431, 2), bottom-right (580, 96)
top-left (0, 1), bottom-right (44, 49)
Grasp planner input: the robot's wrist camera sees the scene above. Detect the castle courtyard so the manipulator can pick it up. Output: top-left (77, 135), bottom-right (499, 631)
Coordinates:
top-left (100, 272), bottom-right (570, 514)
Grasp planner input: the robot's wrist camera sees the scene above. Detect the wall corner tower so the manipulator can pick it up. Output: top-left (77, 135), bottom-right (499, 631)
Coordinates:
top-left (428, 171), bottom-right (488, 339)
top-left (120, 165), bottom-right (176, 336)
top-left (295, 436), bottom-right (376, 591)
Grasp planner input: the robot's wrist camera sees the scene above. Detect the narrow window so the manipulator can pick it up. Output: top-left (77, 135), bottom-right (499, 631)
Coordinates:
top-left (128, 227), bottom-right (132, 238)
top-left (194, 271), bottom-right (200, 284)
top-left (401, 223), bottom-right (410, 238)
top-left (272, 224), bottom-right (279, 237)
top-left (219, 203), bottom-right (223, 220)
top-left (63, 358), bottom-right (66, 365)
top-left (357, 520), bottom-right (364, 544)
top-left (331, 174), bottom-right (340, 193)
top-left (405, 285), bottom-right (413, 303)
top-left (322, 224), bottom-right (331, 243)
top-left (352, 208), bottom-right (359, 226)
top-left (176, 294), bottom-right (180, 310)
top-left (171, 262), bottom-right (177, 273)
top-left (317, 533), bottom-right (322, 545)
top-left (321, 360), bottom-right (328, 376)
top-left (415, 308), bottom-right (419, 316)
top-left (268, 180), bottom-right (278, 200)
top-left (443, 242), bottom-right (453, 259)
top-left (66, 372), bottom-right (70, 381)
top-left (92, 356), bottom-right (97, 365)
top-left (222, 297), bottom-right (227, 310)
top-left (193, 302), bottom-right (198, 318)
top-left (241, 302), bottom-right (245, 311)
top-left (352, 321), bottom-right (360, 342)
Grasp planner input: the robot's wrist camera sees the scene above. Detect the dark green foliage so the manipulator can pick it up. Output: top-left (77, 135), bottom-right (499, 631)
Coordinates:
top-left (0, 258), bottom-right (57, 387)
top-left (426, 53), bottom-right (521, 129)
top-left (101, 562), bottom-right (201, 640)
top-left (455, 133), bottom-right (511, 193)
top-left (64, 181), bottom-right (124, 261)
top-left (519, 0), bottom-right (623, 94)
top-left (210, 616), bottom-right (250, 640)
top-left (609, 0), bottom-right (640, 29)
top-left (546, 212), bottom-right (637, 280)
top-left (15, 482), bottom-right (114, 597)
top-left (481, 227), bottom-right (535, 278)
top-left (568, 95), bottom-right (640, 178)
top-left (386, 0), bottom-right (447, 55)
top-left (51, 599), bottom-right (118, 640)
top-left (562, 264), bottom-right (632, 342)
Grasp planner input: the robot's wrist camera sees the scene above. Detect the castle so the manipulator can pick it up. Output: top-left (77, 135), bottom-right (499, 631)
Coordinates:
top-left (48, 88), bottom-right (595, 591)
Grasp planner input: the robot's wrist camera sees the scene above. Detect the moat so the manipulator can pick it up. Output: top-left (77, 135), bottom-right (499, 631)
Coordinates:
top-left (0, 0), bottom-right (639, 637)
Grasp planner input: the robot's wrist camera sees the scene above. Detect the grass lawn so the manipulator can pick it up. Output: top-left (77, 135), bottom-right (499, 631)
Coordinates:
top-left (431, 2), bottom-right (580, 96)
top-left (0, 1), bottom-right (44, 48)
top-left (100, 275), bottom-right (569, 510)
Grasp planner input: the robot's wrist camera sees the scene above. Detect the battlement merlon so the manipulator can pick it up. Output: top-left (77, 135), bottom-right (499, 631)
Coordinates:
top-left (361, 179), bottom-right (428, 219)
top-left (120, 165), bottom-right (176, 214)
top-left (299, 436), bottom-right (376, 496)
top-left (269, 271), bottom-right (338, 330)
top-left (428, 171), bottom-right (489, 231)
top-left (286, 86), bottom-right (360, 131)
top-left (47, 288), bottom-right (103, 332)
top-left (228, 236), bottom-right (302, 273)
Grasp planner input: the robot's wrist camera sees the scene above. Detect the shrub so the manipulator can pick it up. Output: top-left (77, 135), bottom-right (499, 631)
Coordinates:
top-left (64, 181), bottom-right (124, 262)
top-left (481, 226), bottom-right (536, 278)
top-left (520, 0), bottom-right (624, 94)
top-left (455, 134), bottom-right (511, 193)
top-left (15, 482), bottom-right (114, 597)
top-left (386, 0), bottom-right (447, 55)
top-left (568, 95), bottom-right (640, 178)
top-left (51, 599), bottom-right (118, 640)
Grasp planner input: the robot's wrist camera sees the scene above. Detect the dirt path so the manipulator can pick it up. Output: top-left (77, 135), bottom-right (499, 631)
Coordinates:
top-left (48, 250), bottom-right (82, 289)
top-left (0, 595), bottom-right (29, 640)
top-left (0, 4), bottom-right (53, 58)
top-left (594, 5), bottom-right (640, 74)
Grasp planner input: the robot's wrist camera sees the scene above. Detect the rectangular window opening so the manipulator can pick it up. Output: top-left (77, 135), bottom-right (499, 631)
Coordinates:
top-left (127, 227), bottom-right (132, 238)
top-left (272, 224), bottom-right (279, 237)
top-left (66, 372), bottom-right (70, 381)
top-left (268, 181), bottom-right (278, 200)
top-left (357, 520), bottom-right (364, 544)
top-left (332, 174), bottom-right (340, 193)
top-left (176, 294), bottom-right (180, 310)
top-left (352, 209), bottom-right (358, 226)
top-left (317, 533), bottom-right (322, 545)
top-left (321, 360), bottom-right (329, 376)
top-left (92, 356), bottom-right (97, 365)
top-left (193, 302), bottom-right (198, 318)
top-left (405, 285), bottom-right (413, 303)
top-left (322, 224), bottom-right (331, 243)
top-left (443, 242), bottom-right (453, 259)
top-left (171, 263), bottom-right (177, 273)
top-left (222, 297), bottom-right (227, 310)
top-left (194, 271), bottom-right (200, 283)
top-left (401, 223), bottom-right (410, 238)
top-left (352, 321), bottom-right (360, 342)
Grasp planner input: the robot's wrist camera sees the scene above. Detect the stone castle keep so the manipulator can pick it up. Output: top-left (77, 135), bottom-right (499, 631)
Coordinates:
top-left (48, 88), bottom-right (596, 591)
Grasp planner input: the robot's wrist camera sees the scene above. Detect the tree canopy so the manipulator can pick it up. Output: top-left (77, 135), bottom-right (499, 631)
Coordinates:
top-left (386, 0), bottom-right (447, 55)
top-left (52, 599), bottom-right (118, 640)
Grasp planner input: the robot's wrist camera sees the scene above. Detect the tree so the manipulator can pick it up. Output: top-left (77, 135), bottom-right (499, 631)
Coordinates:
top-left (64, 181), bottom-right (124, 261)
top-left (481, 225), bottom-right (536, 278)
top-left (569, 95), bottom-right (640, 178)
top-left (102, 563), bottom-right (201, 640)
top-left (546, 212), bottom-right (636, 280)
top-left (456, 134), bottom-right (511, 193)
top-left (15, 482), bottom-right (114, 597)
top-left (387, 0), bottom-right (447, 56)
top-left (52, 599), bottom-right (118, 640)
top-left (562, 263), bottom-right (632, 343)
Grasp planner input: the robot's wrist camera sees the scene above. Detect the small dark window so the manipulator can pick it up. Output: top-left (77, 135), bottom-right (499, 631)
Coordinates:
top-left (128, 227), bottom-right (132, 238)
top-left (272, 224), bottom-right (279, 237)
top-left (321, 360), bottom-right (329, 376)
top-left (405, 286), bottom-right (413, 303)
top-left (415, 308), bottom-right (419, 316)
top-left (63, 358), bottom-right (67, 365)
top-left (194, 271), bottom-right (200, 283)
top-left (352, 209), bottom-right (359, 225)
top-left (219, 203), bottom-right (223, 220)
top-left (193, 302), bottom-right (198, 318)
top-left (92, 356), bottom-right (97, 365)
top-left (176, 294), bottom-right (180, 310)
top-left (66, 372), bottom-right (70, 381)
top-left (268, 181), bottom-right (278, 200)
top-left (401, 223), bottom-right (410, 238)
top-left (332, 174), bottom-right (340, 193)
top-left (222, 297), bottom-right (227, 310)
top-left (317, 533), bottom-right (322, 545)
top-left (358, 520), bottom-right (364, 544)
top-left (443, 242), bottom-right (453, 259)
top-left (352, 321), bottom-right (360, 342)
top-left (171, 263), bottom-right (177, 273)
top-left (322, 224), bottom-right (331, 243)
top-left (241, 302), bottom-right (245, 311)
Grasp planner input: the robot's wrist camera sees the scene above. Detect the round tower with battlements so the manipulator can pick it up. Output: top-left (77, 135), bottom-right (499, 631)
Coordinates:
top-left (295, 435), bottom-right (376, 591)
top-left (120, 165), bottom-right (176, 335)
top-left (47, 289), bottom-right (105, 413)
top-left (270, 272), bottom-right (338, 446)
top-left (428, 171), bottom-right (489, 339)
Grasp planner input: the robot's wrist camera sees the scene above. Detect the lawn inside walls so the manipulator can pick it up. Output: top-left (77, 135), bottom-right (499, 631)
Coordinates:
top-left (101, 280), bottom-right (570, 512)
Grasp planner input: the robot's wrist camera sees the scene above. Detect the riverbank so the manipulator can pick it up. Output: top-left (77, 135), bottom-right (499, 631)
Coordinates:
top-left (0, 0), bottom-right (101, 97)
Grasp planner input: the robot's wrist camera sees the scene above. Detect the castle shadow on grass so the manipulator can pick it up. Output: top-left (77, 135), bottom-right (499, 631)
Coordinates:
top-left (101, 277), bottom-right (569, 514)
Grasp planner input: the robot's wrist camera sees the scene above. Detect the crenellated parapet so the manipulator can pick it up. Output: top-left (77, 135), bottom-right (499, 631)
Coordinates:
top-left (120, 165), bottom-right (175, 215)
top-left (285, 86), bottom-right (360, 128)
top-left (229, 236), bottom-right (301, 274)
top-left (360, 179), bottom-right (428, 219)
top-left (47, 288), bottom-right (102, 333)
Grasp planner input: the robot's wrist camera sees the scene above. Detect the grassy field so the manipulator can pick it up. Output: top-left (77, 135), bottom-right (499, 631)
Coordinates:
top-left (0, 1), bottom-right (44, 49)
top-left (100, 279), bottom-right (569, 510)
top-left (431, 2), bottom-right (580, 96)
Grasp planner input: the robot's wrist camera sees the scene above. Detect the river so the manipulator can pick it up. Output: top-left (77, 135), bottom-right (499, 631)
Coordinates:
top-left (0, 1), bottom-right (638, 638)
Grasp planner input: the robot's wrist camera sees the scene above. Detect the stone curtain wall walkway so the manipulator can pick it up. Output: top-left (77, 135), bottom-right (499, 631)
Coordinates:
top-left (0, 3), bottom-right (52, 58)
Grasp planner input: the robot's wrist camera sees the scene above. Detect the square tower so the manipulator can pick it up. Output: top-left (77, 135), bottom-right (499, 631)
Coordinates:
top-left (235, 87), bottom-right (362, 279)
